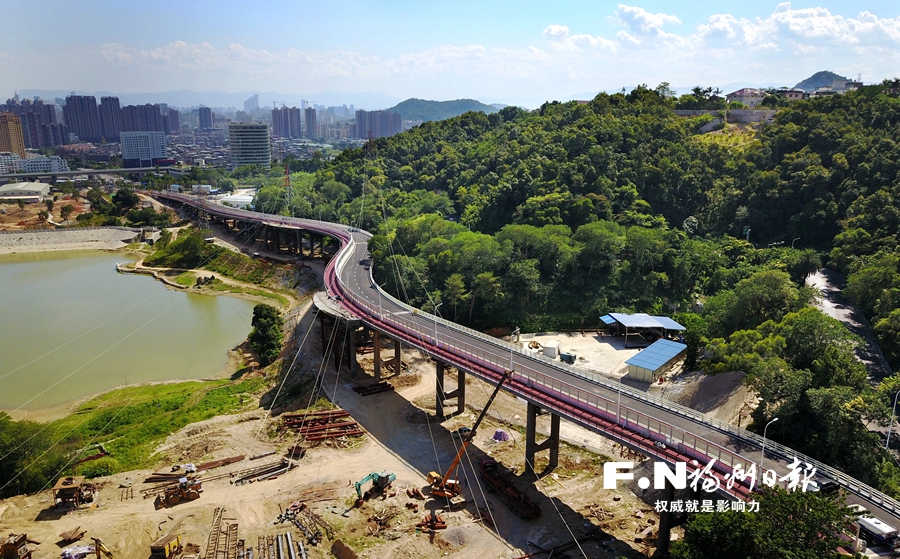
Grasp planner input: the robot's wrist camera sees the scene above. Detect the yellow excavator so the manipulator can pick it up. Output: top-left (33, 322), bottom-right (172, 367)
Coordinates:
top-left (428, 370), bottom-right (510, 499)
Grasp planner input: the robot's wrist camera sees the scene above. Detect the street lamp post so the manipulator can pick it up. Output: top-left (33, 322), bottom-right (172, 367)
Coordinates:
top-left (433, 302), bottom-right (442, 346)
top-left (378, 286), bottom-right (383, 320)
top-left (760, 417), bottom-right (780, 470)
top-left (886, 390), bottom-right (900, 449)
top-left (617, 375), bottom-right (622, 424)
top-left (510, 327), bottom-right (520, 372)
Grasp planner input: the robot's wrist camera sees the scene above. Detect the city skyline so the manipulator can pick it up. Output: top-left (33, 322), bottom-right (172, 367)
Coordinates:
top-left (2, 1), bottom-right (899, 108)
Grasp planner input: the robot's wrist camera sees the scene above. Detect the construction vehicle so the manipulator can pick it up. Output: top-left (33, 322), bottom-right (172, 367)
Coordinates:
top-left (428, 371), bottom-right (510, 499)
top-left (354, 471), bottom-right (396, 506)
top-left (92, 538), bottom-right (115, 559)
top-left (480, 457), bottom-right (541, 519)
top-left (154, 479), bottom-right (202, 509)
top-left (149, 533), bottom-right (183, 559)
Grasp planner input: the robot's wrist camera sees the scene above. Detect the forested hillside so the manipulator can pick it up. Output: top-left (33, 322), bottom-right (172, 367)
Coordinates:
top-left (246, 81), bottom-right (900, 496)
top-left (6, 82), bottom-right (900, 501)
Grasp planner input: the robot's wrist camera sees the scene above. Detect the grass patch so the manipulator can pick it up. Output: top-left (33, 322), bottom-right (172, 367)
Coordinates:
top-left (174, 271), bottom-right (196, 287)
top-left (206, 278), bottom-right (290, 306)
top-left (693, 123), bottom-right (759, 149)
top-left (48, 377), bottom-right (269, 472)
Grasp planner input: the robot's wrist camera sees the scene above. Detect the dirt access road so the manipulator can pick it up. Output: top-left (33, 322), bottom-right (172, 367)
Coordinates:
top-left (807, 269), bottom-right (893, 381)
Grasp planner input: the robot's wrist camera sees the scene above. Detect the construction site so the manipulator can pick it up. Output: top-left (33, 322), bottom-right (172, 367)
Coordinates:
top-left (0, 312), bottom-right (758, 559)
top-left (0, 219), bottom-right (754, 559)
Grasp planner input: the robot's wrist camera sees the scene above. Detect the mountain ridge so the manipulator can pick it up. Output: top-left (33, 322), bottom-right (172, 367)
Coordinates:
top-left (387, 98), bottom-right (499, 122)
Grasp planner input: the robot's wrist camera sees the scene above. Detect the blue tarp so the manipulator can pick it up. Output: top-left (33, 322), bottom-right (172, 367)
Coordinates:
top-left (625, 339), bottom-right (687, 372)
top-left (599, 314), bottom-right (616, 325)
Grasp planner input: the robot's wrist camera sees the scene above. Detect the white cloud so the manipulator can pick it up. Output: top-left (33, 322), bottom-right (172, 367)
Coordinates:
top-left (542, 24), bottom-right (570, 39)
top-left (542, 24), bottom-right (618, 52)
top-left (616, 5), bottom-right (681, 37)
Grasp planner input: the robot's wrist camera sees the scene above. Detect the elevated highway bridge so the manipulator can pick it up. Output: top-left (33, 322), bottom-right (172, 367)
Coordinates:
top-left (155, 191), bottom-right (900, 543)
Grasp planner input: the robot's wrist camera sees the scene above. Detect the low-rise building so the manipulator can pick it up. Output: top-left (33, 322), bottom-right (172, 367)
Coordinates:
top-left (725, 88), bottom-right (765, 108)
top-left (0, 153), bottom-right (69, 173)
top-left (777, 88), bottom-right (805, 101)
top-left (0, 181), bottom-right (51, 202)
top-left (20, 156), bottom-right (69, 173)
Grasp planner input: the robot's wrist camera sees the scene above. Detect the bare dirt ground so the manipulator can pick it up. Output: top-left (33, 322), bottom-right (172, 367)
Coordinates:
top-left (0, 310), bottom-right (746, 559)
top-left (0, 196), bottom-right (86, 231)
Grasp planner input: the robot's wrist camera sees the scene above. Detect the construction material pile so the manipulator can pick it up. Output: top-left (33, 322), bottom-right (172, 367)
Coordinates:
top-left (231, 458), bottom-right (297, 486)
top-left (282, 409), bottom-right (365, 442)
top-left (352, 382), bottom-right (394, 397)
top-left (272, 501), bottom-right (335, 546)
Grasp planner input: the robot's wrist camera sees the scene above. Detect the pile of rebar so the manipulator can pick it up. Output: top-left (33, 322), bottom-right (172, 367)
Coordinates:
top-left (231, 459), bottom-right (296, 486)
top-left (143, 455), bottom-right (245, 484)
top-left (282, 409), bottom-right (365, 442)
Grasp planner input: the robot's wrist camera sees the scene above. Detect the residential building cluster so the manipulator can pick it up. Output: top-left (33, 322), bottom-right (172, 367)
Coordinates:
top-left (2, 89), bottom-right (403, 174)
top-left (725, 79), bottom-right (864, 107)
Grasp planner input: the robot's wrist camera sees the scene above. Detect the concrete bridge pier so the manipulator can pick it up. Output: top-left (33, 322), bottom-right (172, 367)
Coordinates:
top-left (373, 331), bottom-right (382, 379)
top-left (317, 314), bottom-right (360, 379)
top-left (525, 402), bottom-right (560, 476)
top-left (372, 330), bottom-right (402, 380)
top-left (435, 361), bottom-right (466, 419)
top-left (655, 478), bottom-right (676, 556)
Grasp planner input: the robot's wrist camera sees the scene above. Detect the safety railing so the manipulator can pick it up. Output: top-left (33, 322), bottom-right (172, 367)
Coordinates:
top-left (159, 191), bottom-right (900, 517)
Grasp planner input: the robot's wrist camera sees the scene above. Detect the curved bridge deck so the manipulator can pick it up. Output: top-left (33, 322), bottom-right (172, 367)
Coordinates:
top-left (155, 191), bottom-right (900, 528)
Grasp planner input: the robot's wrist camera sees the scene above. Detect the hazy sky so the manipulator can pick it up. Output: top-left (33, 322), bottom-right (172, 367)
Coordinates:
top-left (4, 1), bottom-right (900, 106)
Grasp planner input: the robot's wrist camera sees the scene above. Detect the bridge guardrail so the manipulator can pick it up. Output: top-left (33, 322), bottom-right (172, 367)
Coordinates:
top-left (158, 191), bottom-right (900, 517)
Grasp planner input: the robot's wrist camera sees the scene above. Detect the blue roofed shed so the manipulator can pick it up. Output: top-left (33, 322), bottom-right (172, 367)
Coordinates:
top-left (625, 339), bottom-right (687, 383)
top-left (602, 313), bottom-right (686, 347)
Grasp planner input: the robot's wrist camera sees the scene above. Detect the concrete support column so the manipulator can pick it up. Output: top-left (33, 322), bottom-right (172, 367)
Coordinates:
top-left (394, 340), bottom-right (401, 371)
top-left (656, 478), bottom-right (675, 555)
top-left (373, 331), bottom-right (382, 379)
top-left (436, 364), bottom-right (466, 419)
top-left (436, 360), bottom-right (446, 419)
top-left (348, 324), bottom-right (358, 381)
top-left (525, 402), bottom-right (561, 476)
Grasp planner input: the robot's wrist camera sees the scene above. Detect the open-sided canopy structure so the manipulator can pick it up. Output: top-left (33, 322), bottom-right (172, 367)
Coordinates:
top-left (599, 313), bottom-right (686, 347)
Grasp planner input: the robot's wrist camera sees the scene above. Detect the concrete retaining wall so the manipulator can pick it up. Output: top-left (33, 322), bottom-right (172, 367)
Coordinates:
top-left (674, 109), bottom-right (778, 123)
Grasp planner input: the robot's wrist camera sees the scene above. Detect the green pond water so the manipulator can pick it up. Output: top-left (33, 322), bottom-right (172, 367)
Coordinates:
top-left (0, 251), bottom-right (256, 411)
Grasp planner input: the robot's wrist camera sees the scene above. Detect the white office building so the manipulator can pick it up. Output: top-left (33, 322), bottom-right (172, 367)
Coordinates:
top-left (120, 131), bottom-right (167, 167)
top-left (228, 123), bottom-right (271, 170)
top-left (20, 156), bottom-right (69, 173)
top-left (0, 153), bottom-right (69, 174)
top-left (0, 152), bottom-right (20, 174)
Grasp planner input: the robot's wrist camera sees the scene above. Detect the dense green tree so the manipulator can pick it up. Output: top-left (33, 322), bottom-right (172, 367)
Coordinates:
top-left (112, 188), bottom-right (141, 215)
top-left (249, 304), bottom-right (283, 366)
top-left (875, 309), bottom-right (900, 367)
top-left (672, 488), bottom-right (855, 559)
top-left (60, 204), bottom-right (74, 224)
